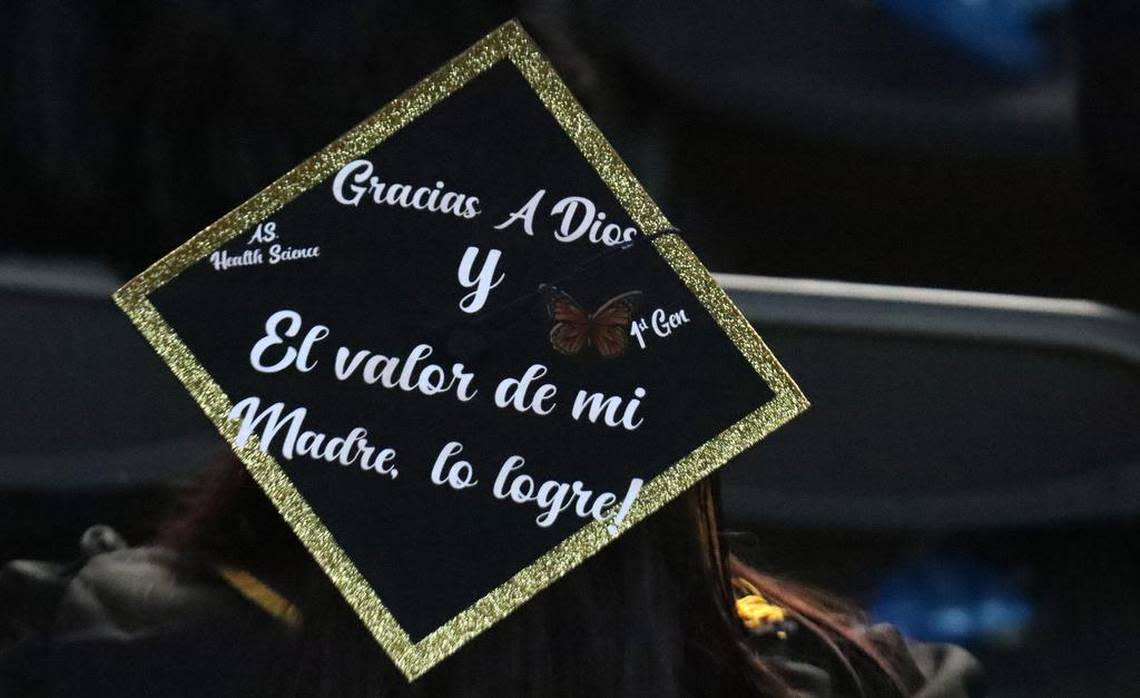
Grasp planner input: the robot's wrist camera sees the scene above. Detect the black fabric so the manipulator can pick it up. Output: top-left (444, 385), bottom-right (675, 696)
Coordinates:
top-left (1, 529), bottom-right (984, 697)
top-left (0, 531), bottom-right (291, 697)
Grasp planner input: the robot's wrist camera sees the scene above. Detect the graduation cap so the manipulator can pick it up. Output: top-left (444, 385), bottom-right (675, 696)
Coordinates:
top-left (113, 19), bottom-right (807, 680)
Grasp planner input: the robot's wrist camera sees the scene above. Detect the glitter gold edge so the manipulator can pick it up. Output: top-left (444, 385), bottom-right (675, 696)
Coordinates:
top-left (113, 24), bottom-right (508, 302)
top-left (112, 18), bottom-right (808, 682)
top-left (110, 294), bottom-right (420, 666)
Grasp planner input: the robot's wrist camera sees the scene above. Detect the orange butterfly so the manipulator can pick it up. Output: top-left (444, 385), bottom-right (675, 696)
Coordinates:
top-left (541, 285), bottom-right (643, 358)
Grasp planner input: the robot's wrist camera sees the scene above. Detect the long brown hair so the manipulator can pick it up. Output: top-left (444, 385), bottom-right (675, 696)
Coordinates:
top-left (157, 457), bottom-right (914, 697)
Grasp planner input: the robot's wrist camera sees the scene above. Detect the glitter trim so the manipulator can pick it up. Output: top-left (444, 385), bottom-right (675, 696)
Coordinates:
top-left (113, 19), bottom-right (808, 681)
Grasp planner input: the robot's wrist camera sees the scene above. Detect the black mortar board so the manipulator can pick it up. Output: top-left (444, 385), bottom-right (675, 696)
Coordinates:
top-left (113, 19), bottom-right (807, 680)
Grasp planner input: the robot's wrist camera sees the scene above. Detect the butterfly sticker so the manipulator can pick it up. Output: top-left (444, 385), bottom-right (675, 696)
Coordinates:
top-left (541, 285), bottom-right (643, 358)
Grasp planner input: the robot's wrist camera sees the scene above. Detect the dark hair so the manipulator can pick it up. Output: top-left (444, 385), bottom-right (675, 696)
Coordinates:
top-left (158, 458), bottom-right (912, 697)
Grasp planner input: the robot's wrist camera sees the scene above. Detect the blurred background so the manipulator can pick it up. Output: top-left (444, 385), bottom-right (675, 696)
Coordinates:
top-left (2, 1), bottom-right (1138, 695)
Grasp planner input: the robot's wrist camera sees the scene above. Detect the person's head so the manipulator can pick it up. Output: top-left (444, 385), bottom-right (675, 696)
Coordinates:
top-left (159, 458), bottom-right (911, 697)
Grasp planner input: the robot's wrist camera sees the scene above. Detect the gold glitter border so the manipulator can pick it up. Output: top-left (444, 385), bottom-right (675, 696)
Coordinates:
top-left (113, 19), bottom-right (808, 681)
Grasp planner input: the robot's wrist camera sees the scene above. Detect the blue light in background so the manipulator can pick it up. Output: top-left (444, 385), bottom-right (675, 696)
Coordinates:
top-left (871, 552), bottom-right (1034, 644)
top-left (879, 0), bottom-right (1072, 75)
